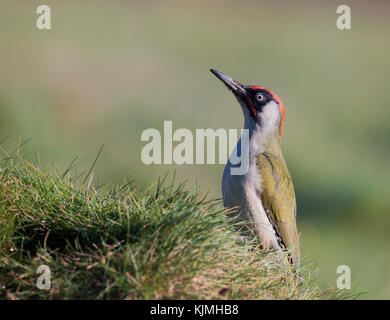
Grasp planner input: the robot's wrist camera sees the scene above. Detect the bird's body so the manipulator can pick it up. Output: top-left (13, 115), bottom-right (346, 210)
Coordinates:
top-left (211, 69), bottom-right (300, 268)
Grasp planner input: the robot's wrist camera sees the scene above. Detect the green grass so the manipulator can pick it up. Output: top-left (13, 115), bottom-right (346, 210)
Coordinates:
top-left (0, 154), bottom-right (350, 300)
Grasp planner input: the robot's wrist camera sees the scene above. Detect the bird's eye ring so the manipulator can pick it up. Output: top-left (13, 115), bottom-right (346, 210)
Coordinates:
top-left (256, 94), bottom-right (264, 101)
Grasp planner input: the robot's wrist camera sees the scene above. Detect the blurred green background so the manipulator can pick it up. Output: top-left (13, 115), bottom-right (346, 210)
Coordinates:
top-left (1, 0), bottom-right (390, 298)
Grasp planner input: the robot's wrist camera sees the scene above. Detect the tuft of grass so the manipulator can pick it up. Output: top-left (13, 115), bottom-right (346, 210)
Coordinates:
top-left (0, 155), bottom-right (353, 300)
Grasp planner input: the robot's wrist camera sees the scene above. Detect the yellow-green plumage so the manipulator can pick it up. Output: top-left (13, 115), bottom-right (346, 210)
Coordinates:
top-left (257, 152), bottom-right (300, 267)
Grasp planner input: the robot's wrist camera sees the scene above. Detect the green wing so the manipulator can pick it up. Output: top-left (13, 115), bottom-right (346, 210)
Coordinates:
top-left (256, 152), bottom-right (300, 266)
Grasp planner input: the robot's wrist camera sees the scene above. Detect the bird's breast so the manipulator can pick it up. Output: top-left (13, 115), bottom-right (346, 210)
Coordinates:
top-left (222, 149), bottom-right (281, 250)
top-left (222, 151), bottom-right (263, 212)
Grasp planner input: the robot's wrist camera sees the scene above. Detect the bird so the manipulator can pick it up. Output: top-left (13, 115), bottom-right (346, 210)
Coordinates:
top-left (210, 68), bottom-right (300, 269)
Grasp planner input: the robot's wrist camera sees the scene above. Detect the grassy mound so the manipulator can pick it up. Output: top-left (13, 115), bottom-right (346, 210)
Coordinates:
top-left (0, 156), bottom-right (347, 300)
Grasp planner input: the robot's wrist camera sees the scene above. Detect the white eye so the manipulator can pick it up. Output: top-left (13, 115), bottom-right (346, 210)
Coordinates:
top-left (256, 94), bottom-right (264, 101)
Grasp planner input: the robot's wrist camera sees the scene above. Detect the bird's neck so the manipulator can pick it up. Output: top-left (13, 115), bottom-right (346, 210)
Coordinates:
top-left (244, 118), bottom-right (282, 157)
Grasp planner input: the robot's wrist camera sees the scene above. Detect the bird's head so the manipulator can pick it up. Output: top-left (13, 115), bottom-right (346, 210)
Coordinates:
top-left (210, 69), bottom-right (285, 142)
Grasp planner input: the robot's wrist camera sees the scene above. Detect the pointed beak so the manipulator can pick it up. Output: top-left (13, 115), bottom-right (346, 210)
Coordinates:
top-left (210, 69), bottom-right (246, 97)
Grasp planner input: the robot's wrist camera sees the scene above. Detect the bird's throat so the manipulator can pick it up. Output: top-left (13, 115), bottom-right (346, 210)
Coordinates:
top-left (244, 120), bottom-right (282, 157)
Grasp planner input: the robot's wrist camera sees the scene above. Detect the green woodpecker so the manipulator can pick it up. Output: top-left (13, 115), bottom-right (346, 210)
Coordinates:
top-left (210, 69), bottom-right (300, 268)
